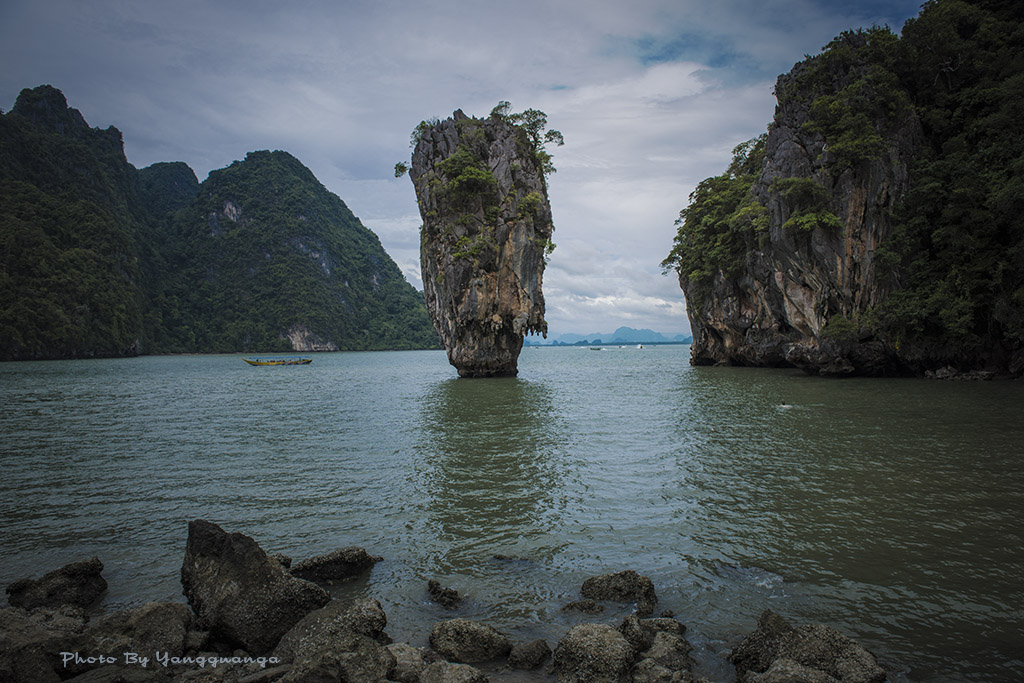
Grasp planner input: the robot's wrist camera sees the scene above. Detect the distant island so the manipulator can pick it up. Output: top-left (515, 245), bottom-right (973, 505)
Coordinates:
top-left (525, 326), bottom-right (692, 346)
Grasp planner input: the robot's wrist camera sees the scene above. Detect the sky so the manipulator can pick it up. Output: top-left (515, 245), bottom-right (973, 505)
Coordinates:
top-left (0, 0), bottom-right (926, 339)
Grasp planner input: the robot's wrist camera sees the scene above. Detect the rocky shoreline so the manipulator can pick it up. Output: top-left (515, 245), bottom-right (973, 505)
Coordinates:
top-left (2, 520), bottom-right (895, 682)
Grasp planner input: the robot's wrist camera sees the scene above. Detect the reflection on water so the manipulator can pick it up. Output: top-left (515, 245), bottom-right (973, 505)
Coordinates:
top-left (416, 377), bottom-right (565, 570)
top-left (1, 348), bottom-right (1022, 682)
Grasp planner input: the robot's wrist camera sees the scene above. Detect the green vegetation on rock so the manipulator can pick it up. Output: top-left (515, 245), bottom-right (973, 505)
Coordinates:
top-left (0, 85), bottom-right (438, 360)
top-left (665, 0), bottom-right (1024, 370)
top-left (660, 135), bottom-right (767, 308)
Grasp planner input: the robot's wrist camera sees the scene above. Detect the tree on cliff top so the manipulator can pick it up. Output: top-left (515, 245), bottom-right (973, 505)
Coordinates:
top-left (395, 102), bottom-right (563, 178)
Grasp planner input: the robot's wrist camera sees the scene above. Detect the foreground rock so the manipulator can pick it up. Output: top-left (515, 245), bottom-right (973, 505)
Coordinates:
top-left (619, 614), bottom-right (695, 676)
top-left (289, 546), bottom-right (381, 582)
top-left (730, 610), bottom-right (887, 683)
top-left (272, 598), bottom-right (394, 682)
top-left (508, 638), bottom-right (551, 670)
top-left (5, 557), bottom-right (107, 610)
top-left (553, 623), bottom-right (635, 683)
top-left (62, 601), bottom-right (206, 677)
top-left (581, 570), bottom-right (658, 617)
top-left (180, 519), bottom-right (329, 653)
top-left (409, 107), bottom-right (554, 377)
top-left (420, 660), bottom-right (490, 683)
top-left (387, 643), bottom-right (441, 683)
top-left (429, 618), bottom-right (512, 663)
top-left (0, 606), bottom-right (87, 683)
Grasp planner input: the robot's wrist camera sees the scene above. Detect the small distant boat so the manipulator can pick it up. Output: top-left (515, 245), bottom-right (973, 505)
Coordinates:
top-left (589, 347), bottom-right (602, 351)
top-left (242, 357), bottom-right (312, 366)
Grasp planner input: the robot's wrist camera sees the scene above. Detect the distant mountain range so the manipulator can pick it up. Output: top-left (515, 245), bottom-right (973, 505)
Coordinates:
top-left (525, 327), bottom-right (691, 346)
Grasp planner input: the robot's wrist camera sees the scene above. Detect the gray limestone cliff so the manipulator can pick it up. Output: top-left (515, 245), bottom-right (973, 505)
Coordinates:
top-left (677, 33), bottom-right (923, 376)
top-left (410, 110), bottom-right (552, 377)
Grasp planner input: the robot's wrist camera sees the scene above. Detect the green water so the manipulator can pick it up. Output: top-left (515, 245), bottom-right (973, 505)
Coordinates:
top-left (1, 346), bottom-right (1021, 681)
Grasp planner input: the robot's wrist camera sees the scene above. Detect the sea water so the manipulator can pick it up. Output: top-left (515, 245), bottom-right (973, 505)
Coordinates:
top-left (1, 346), bottom-right (1021, 681)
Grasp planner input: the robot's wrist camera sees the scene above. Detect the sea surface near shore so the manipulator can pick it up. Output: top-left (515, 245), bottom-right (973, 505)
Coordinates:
top-left (1, 346), bottom-right (1022, 681)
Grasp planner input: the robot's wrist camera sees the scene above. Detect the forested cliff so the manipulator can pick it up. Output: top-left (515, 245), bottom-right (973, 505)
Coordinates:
top-left (0, 86), bottom-right (437, 360)
top-left (664, 0), bottom-right (1024, 376)
top-left (407, 105), bottom-right (556, 377)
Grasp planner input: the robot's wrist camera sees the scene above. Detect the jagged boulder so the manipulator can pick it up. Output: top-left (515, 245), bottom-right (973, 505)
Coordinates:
top-left (429, 618), bottom-right (512, 663)
top-left (553, 623), bottom-right (636, 683)
top-left (180, 519), bottom-right (329, 653)
top-left (387, 643), bottom-right (440, 683)
top-left (420, 660), bottom-right (490, 683)
top-left (5, 557), bottom-right (107, 610)
top-left (289, 546), bottom-right (381, 582)
top-left (409, 108), bottom-right (553, 377)
top-left (273, 598), bottom-right (394, 682)
top-left (730, 610), bottom-right (886, 683)
top-left (508, 638), bottom-right (551, 669)
top-left (0, 606), bottom-right (87, 683)
top-left (581, 570), bottom-right (658, 617)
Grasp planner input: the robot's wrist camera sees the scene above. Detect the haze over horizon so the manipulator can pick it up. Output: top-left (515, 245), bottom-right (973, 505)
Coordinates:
top-left (0, 0), bottom-right (925, 339)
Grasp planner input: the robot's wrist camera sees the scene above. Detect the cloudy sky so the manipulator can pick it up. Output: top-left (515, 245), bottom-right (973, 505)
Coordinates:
top-left (0, 0), bottom-right (924, 338)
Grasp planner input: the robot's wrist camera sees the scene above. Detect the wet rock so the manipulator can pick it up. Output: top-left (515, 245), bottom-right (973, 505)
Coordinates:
top-left (640, 631), bottom-right (694, 673)
top-left (0, 605), bottom-right (86, 683)
top-left (553, 623), bottom-right (636, 683)
top-left (617, 615), bottom-right (688, 654)
top-left (278, 632), bottom-right (394, 683)
top-left (420, 660), bottom-right (490, 683)
top-left (617, 614), bottom-right (694, 680)
top-left (289, 546), bottom-right (381, 582)
top-left (387, 642), bottom-right (440, 683)
top-left (429, 618), bottom-right (512, 663)
top-left (746, 657), bottom-right (840, 683)
top-left (581, 570), bottom-right (658, 617)
top-left (409, 109), bottom-right (553, 377)
top-left (507, 638), bottom-right (551, 669)
top-left (268, 554), bottom-right (292, 569)
top-left (630, 657), bottom-right (695, 683)
top-left (5, 557), bottom-right (107, 610)
top-left (273, 598), bottom-right (390, 663)
top-left (561, 598), bottom-right (605, 614)
top-left (730, 610), bottom-right (886, 683)
top-left (925, 366), bottom-right (996, 381)
top-left (64, 665), bottom-right (172, 682)
top-left (428, 579), bottom-right (465, 609)
top-left (180, 519), bottom-right (329, 654)
top-left (60, 602), bottom-right (204, 677)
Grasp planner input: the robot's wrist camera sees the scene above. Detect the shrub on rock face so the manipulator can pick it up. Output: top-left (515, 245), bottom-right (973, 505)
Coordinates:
top-left (5, 557), bottom-right (107, 610)
top-left (730, 610), bottom-right (886, 683)
top-left (429, 618), bottom-right (512, 663)
top-left (553, 623), bottom-right (636, 683)
top-left (180, 519), bottom-right (329, 654)
top-left (580, 570), bottom-right (658, 616)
